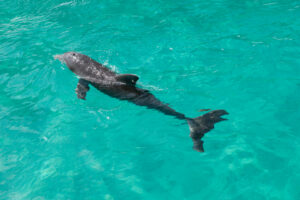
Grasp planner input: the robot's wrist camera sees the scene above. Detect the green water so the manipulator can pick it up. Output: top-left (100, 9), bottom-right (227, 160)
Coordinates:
top-left (1, 0), bottom-right (300, 199)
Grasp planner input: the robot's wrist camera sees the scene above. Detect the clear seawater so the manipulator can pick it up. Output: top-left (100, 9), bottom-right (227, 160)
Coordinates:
top-left (0, 0), bottom-right (300, 199)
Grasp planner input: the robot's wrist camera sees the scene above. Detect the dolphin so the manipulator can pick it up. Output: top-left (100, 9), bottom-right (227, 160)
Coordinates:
top-left (54, 52), bottom-right (228, 152)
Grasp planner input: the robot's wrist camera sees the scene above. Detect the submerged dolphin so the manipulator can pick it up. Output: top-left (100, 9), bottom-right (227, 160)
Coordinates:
top-left (54, 52), bottom-right (228, 152)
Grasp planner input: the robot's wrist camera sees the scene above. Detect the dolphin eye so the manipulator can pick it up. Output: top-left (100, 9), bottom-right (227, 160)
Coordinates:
top-left (72, 53), bottom-right (76, 56)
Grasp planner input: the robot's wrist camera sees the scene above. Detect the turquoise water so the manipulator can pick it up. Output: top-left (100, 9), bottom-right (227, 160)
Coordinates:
top-left (1, 0), bottom-right (300, 199)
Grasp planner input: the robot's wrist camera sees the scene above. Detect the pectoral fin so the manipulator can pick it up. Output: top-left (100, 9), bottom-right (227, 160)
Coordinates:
top-left (76, 79), bottom-right (90, 100)
top-left (116, 74), bottom-right (139, 85)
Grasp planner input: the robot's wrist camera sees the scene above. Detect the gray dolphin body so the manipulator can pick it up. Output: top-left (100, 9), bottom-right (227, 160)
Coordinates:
top-left (55, 52), bottom-right (228, 152)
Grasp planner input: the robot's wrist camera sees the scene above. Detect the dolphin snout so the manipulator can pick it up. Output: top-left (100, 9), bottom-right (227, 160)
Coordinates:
top-left (54, 54), bottom-right (65, 64)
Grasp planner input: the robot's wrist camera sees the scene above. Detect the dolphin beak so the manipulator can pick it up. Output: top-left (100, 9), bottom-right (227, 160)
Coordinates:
top-left (54, 54), bottom-right (65, 64)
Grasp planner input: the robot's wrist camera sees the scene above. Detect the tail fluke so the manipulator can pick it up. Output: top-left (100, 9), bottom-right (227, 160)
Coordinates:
top-left (187, 110), bottom-right (228, 152)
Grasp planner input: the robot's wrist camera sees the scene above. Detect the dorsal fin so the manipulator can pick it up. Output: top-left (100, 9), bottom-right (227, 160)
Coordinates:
top-left (116, 74), bottom-right (139, 85)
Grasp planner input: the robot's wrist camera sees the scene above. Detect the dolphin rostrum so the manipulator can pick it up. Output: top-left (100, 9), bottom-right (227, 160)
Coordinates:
top-left (55, 52), bottom-right (228, 152)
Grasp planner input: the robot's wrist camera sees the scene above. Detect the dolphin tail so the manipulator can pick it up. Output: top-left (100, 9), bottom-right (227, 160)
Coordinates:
top-left (187, 110), bottom-right (228, 152)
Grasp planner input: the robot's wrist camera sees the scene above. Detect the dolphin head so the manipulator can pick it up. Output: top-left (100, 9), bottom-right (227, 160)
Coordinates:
top-left (54, 52), bottom-right (91, 76)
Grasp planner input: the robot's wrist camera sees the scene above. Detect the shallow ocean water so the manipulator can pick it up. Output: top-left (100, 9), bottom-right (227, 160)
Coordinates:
top-left (1, 0), bottom-right (300, 199)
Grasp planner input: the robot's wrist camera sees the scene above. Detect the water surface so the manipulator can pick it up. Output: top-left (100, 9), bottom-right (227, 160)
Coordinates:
top-left (0, 0), bottom-right (300, 199)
